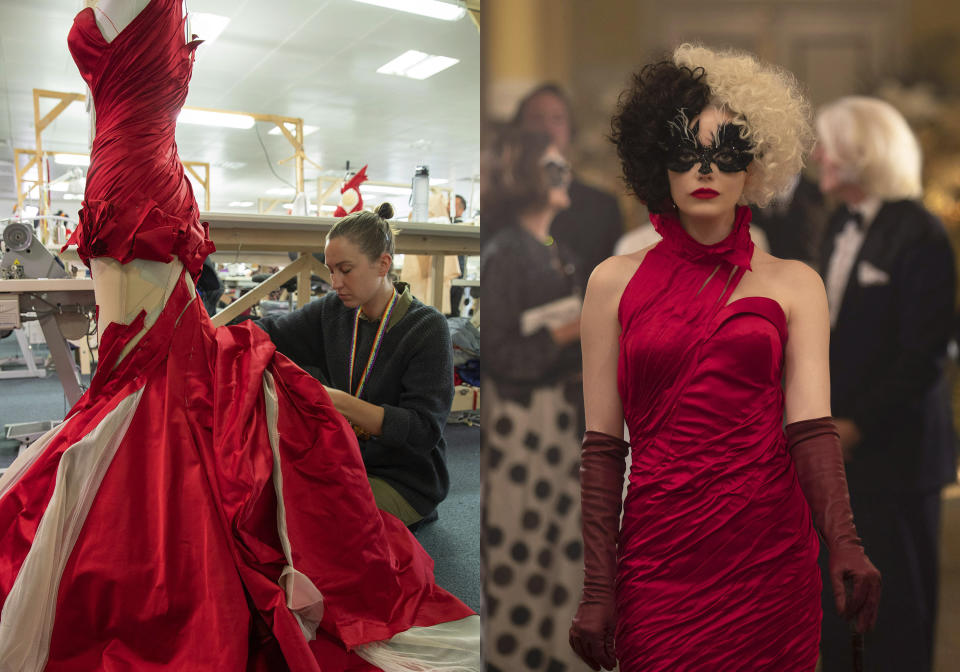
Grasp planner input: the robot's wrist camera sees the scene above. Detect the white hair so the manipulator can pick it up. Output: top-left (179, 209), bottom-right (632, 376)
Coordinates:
top-left (815, 96), bottom-right (923, 200)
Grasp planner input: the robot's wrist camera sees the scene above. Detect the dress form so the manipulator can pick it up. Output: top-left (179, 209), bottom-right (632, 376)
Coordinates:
top-left (83, 0), bottom-right (194, 362)
top-left (86, 0), bottom-right (151, 41)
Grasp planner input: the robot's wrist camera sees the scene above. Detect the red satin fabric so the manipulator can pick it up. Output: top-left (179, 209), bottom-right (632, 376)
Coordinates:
top-left (64, 0), bottom-right (214, 278)
top-left (0, 0), bottom-right (474, 667)
top-left (0, 275), bottom-right (472, 670)
top-left (614, 206), bottom-right (821, 670)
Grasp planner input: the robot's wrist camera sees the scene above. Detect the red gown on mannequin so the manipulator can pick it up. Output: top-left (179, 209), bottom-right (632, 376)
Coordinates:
top-left (614, 206), bottom-right (821, 671)
top-left (0, 1), bottom-right (475, 670)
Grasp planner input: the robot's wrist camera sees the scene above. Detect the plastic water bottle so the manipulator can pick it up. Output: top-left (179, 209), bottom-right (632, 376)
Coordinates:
top-left (410, 165), bottom-right (429, 222)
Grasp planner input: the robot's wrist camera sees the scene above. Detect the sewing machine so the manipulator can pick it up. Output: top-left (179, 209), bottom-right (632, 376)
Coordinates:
top-left (0, 218), bottom-right (95, 407)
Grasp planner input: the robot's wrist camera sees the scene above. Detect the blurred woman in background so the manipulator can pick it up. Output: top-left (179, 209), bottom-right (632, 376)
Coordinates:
top-left (481, 124), bottom-right (591, 671)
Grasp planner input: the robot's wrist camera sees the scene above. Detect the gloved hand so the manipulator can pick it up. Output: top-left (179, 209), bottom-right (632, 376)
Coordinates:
top-left (786, 417), bottom-right (882, 633)
top-left (569, 430), bottom-right (628, 671)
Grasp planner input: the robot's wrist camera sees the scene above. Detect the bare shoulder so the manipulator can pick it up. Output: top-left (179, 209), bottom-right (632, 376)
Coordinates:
top-left (754, 252), bottom-right (826, 321)
top-left (583, 244), bottom-right (656, 323)
top-left (588, 244), bottom-right (655, 298)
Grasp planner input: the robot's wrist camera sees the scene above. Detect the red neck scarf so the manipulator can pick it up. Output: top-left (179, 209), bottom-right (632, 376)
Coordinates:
top-left (649, 204), bottom-right (755, 270)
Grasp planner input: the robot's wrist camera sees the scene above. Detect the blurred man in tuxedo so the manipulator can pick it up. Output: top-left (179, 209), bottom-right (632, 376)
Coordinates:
top-left (814, 96), bottom-right (957, 672)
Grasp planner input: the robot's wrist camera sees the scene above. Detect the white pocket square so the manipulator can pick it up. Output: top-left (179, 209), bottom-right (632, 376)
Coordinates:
top-left (858, 261), bottom-right (890, 286)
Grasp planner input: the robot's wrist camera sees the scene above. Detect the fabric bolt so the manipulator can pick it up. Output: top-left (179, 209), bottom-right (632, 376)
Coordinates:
top-left (0, 0), bottom-right (479, 669)
top-left (613, 205), bottom-right (821, 671)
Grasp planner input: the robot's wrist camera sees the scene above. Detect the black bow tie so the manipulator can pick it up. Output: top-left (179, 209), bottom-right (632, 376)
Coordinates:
top-left (840, 207), bottom-right (865, 231)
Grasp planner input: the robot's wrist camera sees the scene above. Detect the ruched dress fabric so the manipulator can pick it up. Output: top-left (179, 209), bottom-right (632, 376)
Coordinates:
top-left (63, 0), bottom-right (214, 276)
top-left (614, 206), bottom-right (821, 671)
top-left (0, 1), bottom-right (477, 670)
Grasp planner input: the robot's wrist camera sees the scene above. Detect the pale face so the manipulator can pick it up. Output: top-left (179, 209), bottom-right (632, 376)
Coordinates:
top-left (811, 141), bottom-right (854, 198)
top-left (666, 106), bottom-right (748, 218)
top-left (324, 236), bottom-right (390, 308)
top-left (520, 92), bottom-right (572, 156)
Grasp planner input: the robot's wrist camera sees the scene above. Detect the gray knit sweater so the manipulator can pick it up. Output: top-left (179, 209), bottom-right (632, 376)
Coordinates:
top-left (255, 283), bottom-right (453, 516)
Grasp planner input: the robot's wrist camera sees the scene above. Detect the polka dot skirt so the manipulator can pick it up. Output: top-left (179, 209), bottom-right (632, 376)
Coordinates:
top-left (482, 381), bottom-right (592, 671)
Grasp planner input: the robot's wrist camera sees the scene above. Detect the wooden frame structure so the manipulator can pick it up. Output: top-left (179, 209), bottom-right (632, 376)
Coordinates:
top-left (19, 89), bottom-right (312, 223)
top-left (203, 212), bottom-right (480, 325)
top-left (182, 161), bottom-right (211, 211)
top-left (15, 151), bottom-right (211, 212)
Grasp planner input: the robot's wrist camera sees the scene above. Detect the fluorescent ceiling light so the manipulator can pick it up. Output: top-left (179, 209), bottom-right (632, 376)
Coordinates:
top-left (54, 154), bottom-right (90, 166)
top-left (378, 50), bottom-right (429, 75)
top-left (63, 193), bottom-right (84, 200)
top-left (49, 182), bottom-right (70, 192)
top-left (178, 109), bottom-right (255, 129)
top-left (432, 178), bottom-right (448, 185)
top-left (228, 201), bottom-right (255, 207)
top-left (319, 205), bottom-right (337, 212)
top-left (352, 0), bottom-right (465, 21)
top-left (189, 13), bottom-right (230, 44)
top-left (266, 187), bottom-right (296, 196)
top-left (282, 203), bottom-right (294, 209)
top-left (377, 50), bottom-right (459, 80)
top-left (268, 123), bottom-right (319, 137)
top-left (405, 55), bottom-right (458, 80)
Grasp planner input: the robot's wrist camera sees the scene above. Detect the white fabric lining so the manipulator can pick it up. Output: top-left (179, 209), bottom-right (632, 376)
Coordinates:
top-left (354, 615), bottom-right (482, 672)
top-left (0, 419), bottom-right (70, 501)
top-left (0, 388), bottom-right (143, 672)
top-left (262, 370), bottom-right (325, 641)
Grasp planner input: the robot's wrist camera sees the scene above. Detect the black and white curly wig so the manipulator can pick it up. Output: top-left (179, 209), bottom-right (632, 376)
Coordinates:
top-left (612, 43), bottom-right (813, 213)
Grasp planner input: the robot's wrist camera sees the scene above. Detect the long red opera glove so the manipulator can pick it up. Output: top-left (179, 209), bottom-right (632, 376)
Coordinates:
top-left (786, 416), bottom-right (882, 633)
top-left (569, 430), bottom-right (628, 671)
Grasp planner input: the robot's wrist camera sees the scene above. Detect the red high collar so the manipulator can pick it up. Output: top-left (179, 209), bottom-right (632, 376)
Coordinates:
top-left (649, 205), bottom-right (755, 270)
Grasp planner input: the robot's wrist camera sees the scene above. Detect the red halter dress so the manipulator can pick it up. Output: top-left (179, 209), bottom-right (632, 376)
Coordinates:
top-left (0, 1), bottom-right (476, 670)
top-left (613, 207), bottom-right (821, 670)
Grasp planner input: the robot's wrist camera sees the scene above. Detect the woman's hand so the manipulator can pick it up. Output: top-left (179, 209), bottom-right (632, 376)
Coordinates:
top-left (570, 430), bottom-right (629, 671)
top-left (550, 318), bottom-right (581, 346)
top-left (322, 386), bottom-right (385, 438)
top-left (834, 417), bottom-right (862, 461)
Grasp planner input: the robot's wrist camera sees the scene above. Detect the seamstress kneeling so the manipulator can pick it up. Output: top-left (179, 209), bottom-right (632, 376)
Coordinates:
top-left (255, 202), bottom-right (454, 528)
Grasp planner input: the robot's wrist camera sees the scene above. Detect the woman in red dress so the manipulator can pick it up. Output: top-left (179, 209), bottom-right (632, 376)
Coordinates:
top-left (567, 44), bottom-right (882, 671)
top-left (0, 0), bottom-right (478, 670)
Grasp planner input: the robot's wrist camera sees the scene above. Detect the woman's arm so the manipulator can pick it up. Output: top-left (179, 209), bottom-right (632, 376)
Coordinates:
top-left (482, 244), bottom-right (579, 384)
top-left (782, 260), bottom-right (832, 423)
top-left (255, 301), bottom-right (326, 372)
top-left (781, 260), bottom-right (881, 633)
top-left (570, 254), bottom-right (636, 670)
top-left (582, 256), bottom-right (634, 436)
top-left (324, 388), bottom-right (385, 436)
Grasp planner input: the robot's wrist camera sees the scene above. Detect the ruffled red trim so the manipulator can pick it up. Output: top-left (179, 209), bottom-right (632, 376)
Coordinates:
top-left (63, 191), bottom-right (215, 279)
top-left (649, 204), bottom-right (755, 270)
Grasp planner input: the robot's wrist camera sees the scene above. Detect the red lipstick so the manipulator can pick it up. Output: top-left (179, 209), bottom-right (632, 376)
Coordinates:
top-left (691, 188), bottom-right (719, 199)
